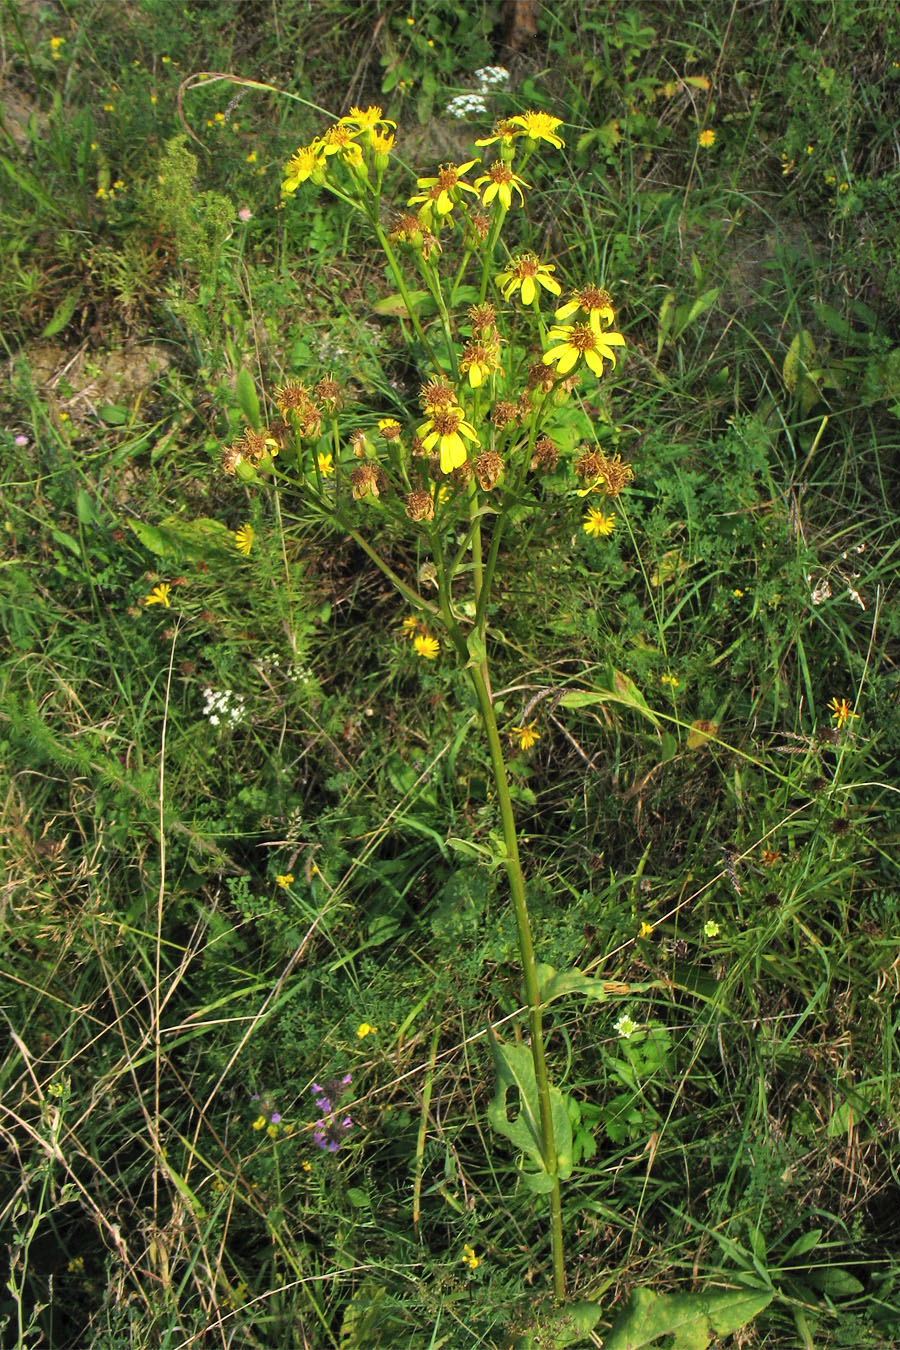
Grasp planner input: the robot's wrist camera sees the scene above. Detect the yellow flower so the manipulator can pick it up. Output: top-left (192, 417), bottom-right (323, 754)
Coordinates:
top-left (827, 696), bottom-right (858, 728)
top-left (554, 285), bottom-right (616, 330)
top-left (275, 874), bottom-right (294, 888)
top-left (301, 1159), bottom-right (312, 1172)
top-left (50, 35), bottom-right (65, 52)
top-left (408, 160), bottom-right (479, 218)
top-left (474, 162), bottom-right (529, 209)
top-left (732, 588), bottom-right (744, 598)
top-left (459, 339), bottom-right (502, 388)
top-left (639, 921), bottom-right (654, 938)
top-left (583, 507), bottom-right (616, 537)
top-left (462, 1242), bottom-right (481, 1270)
top-left (143, 583), bottom-right (171, 607)
top-left (413, 633), bottom-right (440, 660)
top-left (660, 673), bottom-right (679, 687)
top-left (508, 110), bottom-right (565, 148)
top-left (474, 117), bottom-right (519, 148)
top-left (401, 616), bottom-right (420, 638)
top-left (246, 151), bottom-right (257, 163)
top-left (252, 1115), bottom-right (266, 1131)
top-left (316, 451), bottom-right (335, 477)
top-left (495, 253), bottom-right (561, 307)
top-left (511, 722), bottom-right (540, 750)
top-left (542, 321), bottom-right (625, 376)
top-left (356, 1022), bottom-right (378, 1038)
top-left (703, 920), bottom-right (720, 938)
top-left (698, 128), bottom-right (716, 148)
top-left (234, 522), bottom-right (254, 555)
top-left (340, 105), bottom-right (396, 140)
top-left (282, 144), bottom-right (321, 194)
top-left (417, 406), bottom-right (479, 473)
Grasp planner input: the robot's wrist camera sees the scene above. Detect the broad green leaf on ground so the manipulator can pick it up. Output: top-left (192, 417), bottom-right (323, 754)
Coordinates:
top-left (602, 1285), bottom-right (773, 1350)
top-left (128, 515), bottom-right (234, 561)
top-left (512, 1299), bottom-right (602, 1348)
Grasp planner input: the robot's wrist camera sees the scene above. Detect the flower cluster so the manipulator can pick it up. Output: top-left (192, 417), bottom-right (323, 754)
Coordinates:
top-left (311, 1074), bottom-right (353, 1152)
top-left (282, 106), bottom-right (397, 196)
top-left (202, 687), bottom-right (246, 728)
top-left (251, 1096), bottom-right (288, 1140)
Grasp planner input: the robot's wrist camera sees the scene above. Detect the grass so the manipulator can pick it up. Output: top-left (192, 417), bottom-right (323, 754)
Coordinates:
top-left (2, 1), bottom-right (899, 1346)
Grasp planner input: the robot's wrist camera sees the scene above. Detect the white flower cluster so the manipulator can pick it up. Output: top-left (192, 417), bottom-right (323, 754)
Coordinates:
top-left (445, 65), bottom-right (509, 120)
top-left (257, 651), bottom-right (318, 689)
top-left (474, 65), bottom-right (510, 88)
top-left (202, 687), bottom-right (246, 728)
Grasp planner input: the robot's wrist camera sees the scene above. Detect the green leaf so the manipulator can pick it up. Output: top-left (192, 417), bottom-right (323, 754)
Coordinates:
top-left (97, 404), bottom-right (129, 426)
top-left (685, 287), bottom-right (720, 326)
top-left (559, 671), bottom-right (660, 728)
top-left (781, 1228), bottom-right (822, 1263)
top-left (235, 368), bottom-right (261, 430)
top-left (537, 964), bottom-right (645, 1007)
top-left (372, 289), bottom-right (431, 317)
top-left (603, 1286), bottom-right (773, 1350)
top-left (75, 489), bottom-right (95, 525)
top-left (128, 515), bottom-right (233, 561)
top-left (807, 1267), bottom-right (864, 1297)
top-left (41, 288), bottom-right (82, 338)
top-left (513, 1300), bottom-right (603, 1348)
top-left (487, 1029), bottom-right (572, 1192)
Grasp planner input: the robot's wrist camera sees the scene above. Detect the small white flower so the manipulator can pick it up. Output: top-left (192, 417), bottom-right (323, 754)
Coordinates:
top-left (614, 1013), bottom-right (639, 1040)
top-left (445, 92), bottom-right (489, 120)
top-left (474, 65), bottom-right (510, 88)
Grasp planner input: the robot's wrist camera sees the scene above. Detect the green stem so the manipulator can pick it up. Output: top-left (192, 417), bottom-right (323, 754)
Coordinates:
top-left (467, 661), bottom-right (566, 1298)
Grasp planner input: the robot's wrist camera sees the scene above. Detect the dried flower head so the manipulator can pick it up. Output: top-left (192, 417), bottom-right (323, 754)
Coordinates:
top-left (420, 378), bottom-right (456, 414)
top-left (315, 375), bottom-right (342, 411)
top-left (596, 453), bottom-right (634, 497)
top-left (574, 450), bottom-right (604, 482)
top-left (467, 212), bottom-right (491, 243)
top-left (275, 381), bottom-right (313, 423)
top-left (492, 400), bottom-right (519, 428)
top-left (350, 463), bottom-right (379, 499)
top-left (475, 450), bottom-right (503, 490)
top-left (405, 490), bottom-right (434, 521)
top-left (468, 303), bottom-right (497, 336)
top-left (378, 417), bottom-right (402, 441)
top-left (531, 436), bottom-right (558, 472)
top-left (525, 359), bottom-right (556, 393)
top-left (451, 458), bottom-right (474, 485)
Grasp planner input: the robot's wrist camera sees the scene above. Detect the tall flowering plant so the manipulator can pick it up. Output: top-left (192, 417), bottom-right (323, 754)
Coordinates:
top-left (226, 105), bottom-right (631, 1300)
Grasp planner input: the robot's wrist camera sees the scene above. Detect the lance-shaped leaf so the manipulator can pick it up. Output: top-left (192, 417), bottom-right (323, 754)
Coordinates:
top-left (487, 1029), bottom-right (572, 1193)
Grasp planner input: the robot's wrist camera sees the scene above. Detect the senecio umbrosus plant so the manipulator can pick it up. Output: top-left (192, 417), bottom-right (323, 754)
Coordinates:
top-left (224, 105), bottom-right (632, 1302)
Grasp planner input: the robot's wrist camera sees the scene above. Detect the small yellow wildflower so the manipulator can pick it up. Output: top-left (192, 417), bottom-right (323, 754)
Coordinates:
top-left (401, 616), bottom-right (420, 638)
top-left (462, 1242), bottom-right (481, 1270)
top-left (543, 320), bottom-right (625, 376)
top-left (252, 1115), bottom-right (267, 1131)
top-left (555, 285), bottom-right (616, 331)
top-left (103, 103), bottom-right (115, 112)
top-left (699, 128), bottom-right (716, 148)
top-left (356, 1022), bottom-right (378, 1038)
top-left (302, 1159), bottom-right (312, 1172)
top-left (732, 588), bottom-right (744, 598)
top-left (827, 696), bottom-right (858, 728)
top-left (143, 583), bottom-right (171, 607)
top-left (246, 151), bottom-right (257, 163)
top-left (583, 507), bottom-right (616, 538)
top-left (511, 722), bottom-right (540, 751)
top-left (413, 633), bottom-right (440, 660)
top-left (234, 522), bottom-right (254, 555)
top-left (661, 673), bottom-right (679, 687)
top-left (282, 144), bottom-right (321, 195)
top-left (275, 874), bottom-right (294, 888)
top-left (316, 451), bottom-right (335, 477)
top-left (639, 921), bottom-right (654, 938)
top-left (417, 406), bottom-right (479, 474)
top-left (508, 110), bottom-right (565, 148)
top-left (408, 159), bottom-right (479, 218)
top-left (703, 920), bottom-right (720, 938)
top-left (495, 253), bottom-right (561, 307)
top-left (50, 36), bottom-right (65, 56)
top-left (474, 162), bottom-right (529, 209)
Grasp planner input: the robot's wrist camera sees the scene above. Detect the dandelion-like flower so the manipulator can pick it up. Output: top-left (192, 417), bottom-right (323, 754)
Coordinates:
top-left (143, 583), bottom-right (171, 607)
top-left (511, 722), bottom-right (540, 750)
top-left (340, 105), bottom-right (396, 139)
top-left (408, 160), bottom-right (479, 218)
top-left (583, 507), bottom-right (616, 537)
top-left (234, 523), bottom-right (254, 555)
top-left (698, 128), bottom-right (716, 148)
top-left (356, 1022), bottom-right (378, 1038)
top-left (474, 162), bottom-right (529, 209)
top-left (543, 321), bottom-right (625, 376)
top-left (639, 921), bottom-right (654, 938)
top-left (495, 253), bottom-right (561, 307)
top-left (508, 110), bottom-right (565, 148)
top-left (828, 696), bottom-right (858, 728)
top-left (316, 452), bottom-right (335, 478)
top-left (475, 118), bottom-right (519, 148)
top-left (417, 406), bottom-right (479, 473)
top-left (413, 633), bottom-right (440, 660)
